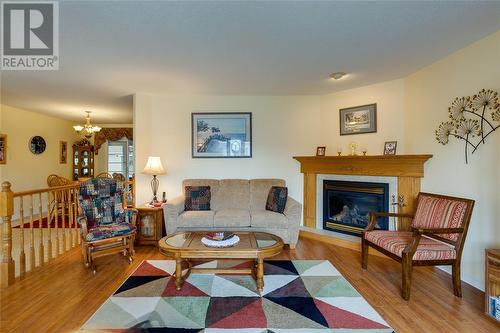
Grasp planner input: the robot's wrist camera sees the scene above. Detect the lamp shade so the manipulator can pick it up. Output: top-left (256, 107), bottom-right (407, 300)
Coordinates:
top-left (143, 156), bottom-right (166, 175)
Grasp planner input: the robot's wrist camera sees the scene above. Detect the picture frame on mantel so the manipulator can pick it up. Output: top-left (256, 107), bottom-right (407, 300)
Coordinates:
top-left (339, 103), bottom-right (377, 135)
top-left (316, 146), bottom-right (326, 156)
top-left (192, 112), bottom-right (252, 158)
top-left (383, 141), bottom-right (397, 155)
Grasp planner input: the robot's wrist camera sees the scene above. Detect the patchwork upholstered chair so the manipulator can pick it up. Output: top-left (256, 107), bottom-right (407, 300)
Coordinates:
top-left (78, 178), bottom-right (138, 273)
top-left (362, 192), bottom-right (474, 300)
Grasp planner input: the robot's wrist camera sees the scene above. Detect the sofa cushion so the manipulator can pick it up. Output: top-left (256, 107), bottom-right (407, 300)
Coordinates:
top-left (251, 210), bottom-right (288, 229)
top-left (178, 210), bottom-right (215, 228)
top-left (214, 209), bottom-right (251, 227)
top-left (183, 179), bottom-right (220, 209)
top-left (266, 186), bottom-right (288, 213)
top-left (217, 179), bottom-right (250, 210)
top-left (250, 179), bottom-right (286, 211)
top-left (185, 186), bottom-right (211, 211)
top-left (364, 230), bottom-right (456, 261)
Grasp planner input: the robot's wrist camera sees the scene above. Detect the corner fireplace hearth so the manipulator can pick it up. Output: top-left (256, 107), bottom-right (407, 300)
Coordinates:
top-left (323, 180), bottom-right (389, 236)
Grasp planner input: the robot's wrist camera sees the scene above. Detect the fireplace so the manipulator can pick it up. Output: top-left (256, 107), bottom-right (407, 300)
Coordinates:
top-left (323, 180), bottom-right (389, 236)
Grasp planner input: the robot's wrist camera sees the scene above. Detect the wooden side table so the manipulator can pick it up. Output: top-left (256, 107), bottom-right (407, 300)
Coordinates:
top-left (136, 205), bottom-right (166, 246)
top-left (485, 249), bottom-right (500, 321)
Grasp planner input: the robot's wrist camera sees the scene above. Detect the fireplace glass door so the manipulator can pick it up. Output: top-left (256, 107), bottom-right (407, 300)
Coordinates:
top-left (323, 180), bottom-right (389, 236)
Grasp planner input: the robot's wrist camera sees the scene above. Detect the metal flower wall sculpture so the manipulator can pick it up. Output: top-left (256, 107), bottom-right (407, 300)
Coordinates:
top-left (436, 89), bottom-right (499, 163)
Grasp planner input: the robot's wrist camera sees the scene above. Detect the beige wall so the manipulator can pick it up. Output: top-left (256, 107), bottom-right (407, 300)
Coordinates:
top-left (404, 31), bottom-right (500, 289)
top-left (133, 95), bottom-right (322, 206)
top-left (320, 79), bottom-right (406, 155)
top-left (134, 94), bottom-right (153, 204)
top-left (94, 141), bottom-right (109, 175)
top-left (132, 32), bottom-right (499, 290)
top-left (0, 104), bottom-right (79, 191)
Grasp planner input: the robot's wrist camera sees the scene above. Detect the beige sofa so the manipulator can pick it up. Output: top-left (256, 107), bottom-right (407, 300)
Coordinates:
top-left (163, 179), bottom-right (302, 248)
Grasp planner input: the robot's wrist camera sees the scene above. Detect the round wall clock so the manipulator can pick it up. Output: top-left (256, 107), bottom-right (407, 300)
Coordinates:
top-left (29, 136), bottom-right (46, 154)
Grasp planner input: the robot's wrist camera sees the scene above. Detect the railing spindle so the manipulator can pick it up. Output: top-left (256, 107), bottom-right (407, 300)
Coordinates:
top-left (29, 195), bottom-right (35, 271)
top-left (0, 182), bottom-right (15, 288)
top-left (19, 198), bottom-right (26, 277)
top-left (38, 192), bottom-right (44, 266)
top-left (75, 188), bottom-right (80, 245)
top-left (68, 188), bottom-right (74, 248)
top-left (54, 190), bottom-right (59, 257)
top-left (46, 191), bottom-right (52, 261)
top-left (61, 189), bottom-right (66, 252)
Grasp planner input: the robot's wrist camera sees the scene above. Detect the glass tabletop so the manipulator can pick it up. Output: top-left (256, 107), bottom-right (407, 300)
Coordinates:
top-left (163, 232), bottom-right (280, 249)
top-left (164, 233), bottom-right (190, 247)
top-left (255, 232), bottom-right (279, 248)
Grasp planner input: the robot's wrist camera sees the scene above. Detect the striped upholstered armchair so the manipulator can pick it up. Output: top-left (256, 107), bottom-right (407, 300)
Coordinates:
top-left (361, 192), bottom-right (474, 300)
top-left (78, 178), bottom-right (138, 273)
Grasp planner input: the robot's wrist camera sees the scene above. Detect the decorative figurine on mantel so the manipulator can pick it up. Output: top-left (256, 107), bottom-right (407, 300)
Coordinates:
top-left (337, 147), bottom-right (342, 156)
top-left (349, 142), bottom-right (358, 156)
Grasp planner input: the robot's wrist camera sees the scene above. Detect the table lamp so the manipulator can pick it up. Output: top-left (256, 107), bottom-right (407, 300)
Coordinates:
top-left (142, 156), bottom-right (166, 203)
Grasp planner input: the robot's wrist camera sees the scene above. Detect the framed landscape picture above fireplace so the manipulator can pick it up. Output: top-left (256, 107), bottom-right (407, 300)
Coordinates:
top-left (339, 103), bottom-right (377, 135)
top-left (192, 112), bottom-right (252, 158)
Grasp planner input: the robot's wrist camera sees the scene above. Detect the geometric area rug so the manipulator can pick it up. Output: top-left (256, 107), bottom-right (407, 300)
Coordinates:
top-left (82, 260), bottom-right (394, 332)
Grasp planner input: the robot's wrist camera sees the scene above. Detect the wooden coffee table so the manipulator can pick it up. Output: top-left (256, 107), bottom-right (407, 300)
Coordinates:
top-left (158, 231), bottom-right (284, 291)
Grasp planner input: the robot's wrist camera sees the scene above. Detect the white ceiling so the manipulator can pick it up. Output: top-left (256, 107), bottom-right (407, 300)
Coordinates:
top-left (1, 1), bottom-right (500, 123)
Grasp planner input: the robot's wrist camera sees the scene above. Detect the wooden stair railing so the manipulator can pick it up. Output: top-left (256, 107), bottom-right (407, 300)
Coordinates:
top-left (0, 179), bottom-right (135, 288)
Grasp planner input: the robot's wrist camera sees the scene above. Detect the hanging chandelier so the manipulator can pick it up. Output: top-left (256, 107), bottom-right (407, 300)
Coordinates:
top-left (73, 111), bottom-right (101, 139)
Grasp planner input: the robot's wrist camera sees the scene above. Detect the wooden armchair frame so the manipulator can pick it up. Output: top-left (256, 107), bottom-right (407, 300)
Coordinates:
top-left (47, 174), bottom-right (78, 218)
top-left (96, 172), bottom-right (113, 179)
top-left (112, 173), bottom-right (126, 181)
top-left (361, 192), bottom-right (474, 300)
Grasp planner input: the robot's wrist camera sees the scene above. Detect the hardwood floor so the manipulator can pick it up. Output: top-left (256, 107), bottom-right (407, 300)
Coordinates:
top-left (0, 237), bottom-right (498, 333)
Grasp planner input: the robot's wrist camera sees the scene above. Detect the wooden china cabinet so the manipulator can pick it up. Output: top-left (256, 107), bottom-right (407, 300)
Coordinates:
top-left (72, 139), bottom-right (95, 180)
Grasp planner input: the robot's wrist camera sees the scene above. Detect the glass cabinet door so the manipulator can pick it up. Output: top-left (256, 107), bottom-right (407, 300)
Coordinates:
top-left (82, 151), bottom-right (89, 167)
top-left (140, 214), bottom-right (155, 237)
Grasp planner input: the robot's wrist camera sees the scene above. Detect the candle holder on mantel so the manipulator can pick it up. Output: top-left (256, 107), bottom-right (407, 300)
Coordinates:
top-left (362, 147), bottom-right (367, 156)
top-left (337, 147), bottom-right (342, 156)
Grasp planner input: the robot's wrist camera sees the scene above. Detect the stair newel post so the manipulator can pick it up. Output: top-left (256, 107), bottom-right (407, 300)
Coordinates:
top-left (0, 181), bottom-right (15, 288)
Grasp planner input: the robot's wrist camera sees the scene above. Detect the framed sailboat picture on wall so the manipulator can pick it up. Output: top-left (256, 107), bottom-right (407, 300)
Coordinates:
top-left (191, 112), bottom-right (252, 158)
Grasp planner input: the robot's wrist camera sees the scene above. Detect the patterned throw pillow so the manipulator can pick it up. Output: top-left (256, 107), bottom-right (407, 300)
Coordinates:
top-left (266, 186), bottom-right (288, 214)
top-left (185, 186), bottom-right (211, 211)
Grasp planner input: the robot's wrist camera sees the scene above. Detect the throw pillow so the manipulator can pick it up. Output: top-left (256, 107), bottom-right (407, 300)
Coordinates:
top-left (266, 186), bottom-right (288, 214)
top-left (185, 186), bottom-right (211, 211)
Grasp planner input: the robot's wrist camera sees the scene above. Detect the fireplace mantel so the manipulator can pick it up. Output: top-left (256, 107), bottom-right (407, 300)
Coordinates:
top-left (293, 154), bottom-right (432, 229)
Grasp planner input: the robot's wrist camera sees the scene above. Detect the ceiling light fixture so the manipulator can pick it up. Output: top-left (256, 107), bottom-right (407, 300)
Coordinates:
top-left (330, 72), bottom-right (347, 80)
top-left (73, 111), bottom-right (101, 139)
